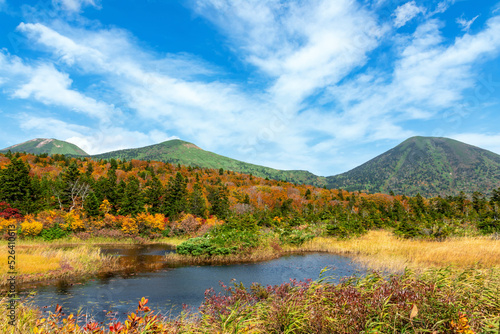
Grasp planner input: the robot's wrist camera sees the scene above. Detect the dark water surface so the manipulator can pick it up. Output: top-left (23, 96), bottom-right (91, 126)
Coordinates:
top-left (20, 244), bottom-right (366, 323)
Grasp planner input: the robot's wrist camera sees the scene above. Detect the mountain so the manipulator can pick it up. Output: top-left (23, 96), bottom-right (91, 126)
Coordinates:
top-left (3, 136), bottom-right (499, 197)
top-left (326, 136), bottom-right (500, 197)
top-left (0, 138), bottom-right (88, 156)
top-left (91, 139), bottom-right (327, 186)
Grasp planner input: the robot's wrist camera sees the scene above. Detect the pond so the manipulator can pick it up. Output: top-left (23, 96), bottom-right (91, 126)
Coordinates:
top-left (20, 244), bottom-right (367, 323)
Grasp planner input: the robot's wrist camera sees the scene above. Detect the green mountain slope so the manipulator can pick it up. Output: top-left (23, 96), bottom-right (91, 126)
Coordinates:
top-left (92, 139), bottom-right (327, 186)
top-left (326, 136), bottom-right (500, 197)
top-left (0, 138), bottom-right (88, 156)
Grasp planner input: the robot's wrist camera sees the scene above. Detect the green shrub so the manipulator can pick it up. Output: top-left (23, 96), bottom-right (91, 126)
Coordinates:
top-left (279, 228), bottom-right (314, 246)
top-left (176, 228), bottom-right (259, 256)
top-left (40, 225), bottom-right (70, 241)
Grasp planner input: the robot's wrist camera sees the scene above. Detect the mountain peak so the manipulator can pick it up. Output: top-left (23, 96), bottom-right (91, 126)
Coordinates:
top-left (0, 138), bottom-right (88, 156)
top-left (327, 136), bottom-right (500, 197)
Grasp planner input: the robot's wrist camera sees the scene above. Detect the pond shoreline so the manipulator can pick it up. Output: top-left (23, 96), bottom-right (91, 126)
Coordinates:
top-left (3, 230), bottom-right (500, 289)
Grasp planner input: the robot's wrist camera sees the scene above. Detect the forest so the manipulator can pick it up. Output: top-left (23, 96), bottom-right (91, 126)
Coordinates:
top-left (0, 151), bottom-right (499, 246)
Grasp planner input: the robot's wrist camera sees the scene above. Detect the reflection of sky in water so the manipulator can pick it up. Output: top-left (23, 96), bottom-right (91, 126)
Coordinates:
top-left (20, 247), bottom-right (366, 323)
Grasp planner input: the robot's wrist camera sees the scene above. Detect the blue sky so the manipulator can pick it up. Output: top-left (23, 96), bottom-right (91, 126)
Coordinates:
top-left (1, 0), bottom-right (500, 176)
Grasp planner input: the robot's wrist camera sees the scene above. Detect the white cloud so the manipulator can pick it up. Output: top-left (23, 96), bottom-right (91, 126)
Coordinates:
top-left (430, 0), bottom-right (455, 15)
top-left (19, 115), bottom-right (91, 139)
top-left (4, 1), bottom-right (500, 176)
top-left (393, 1), bottom-right (425, 28)
top-left (324, 14), bottom-right (500, 148)
top-left (13, 64), bottom-right (117, 122)
top-left (456, 15), bottom-right (480, 32)
top-left (192, 0), bottom-right (386, 109)
top-left (52, 0), bottom-right (100, 13)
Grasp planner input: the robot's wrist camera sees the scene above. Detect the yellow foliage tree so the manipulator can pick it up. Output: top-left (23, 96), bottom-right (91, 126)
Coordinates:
top-left (136, 213), bottom-right (165, 233)
top-left (119, 216), bottom-right (139, 235)
top-left (0, 217), bottom-right (14, 233)
top-left (99, 199), bottom-right (112, 215)
top-left (63, 211), bottom-right (85, 231)
top-left (21, 215), bottom-right (43, 236)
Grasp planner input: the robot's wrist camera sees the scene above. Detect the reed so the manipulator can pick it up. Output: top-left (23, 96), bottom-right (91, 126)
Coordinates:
top-left (0, 235), bottom-right (182, 247)
top-left (292, 230), bottom-right (500, 271)
top-left (0, 296), bottom-right (40, 334)
top-left (0, 245), bottom-right (120, 286)
top-left (6, 267), bottom-right (499, 333)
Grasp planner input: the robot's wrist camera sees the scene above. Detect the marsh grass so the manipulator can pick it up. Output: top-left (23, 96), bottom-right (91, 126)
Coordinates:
top-left (0, 235), bottom-right (183, 247)
top-left (0, 245), bottom-right (120, 286)
top-left (4, 267), bottom-right (499, 333)
top-left (293, 230), bottom-right (500, 272)
top-left (0, 295), bottom-right (40, 334)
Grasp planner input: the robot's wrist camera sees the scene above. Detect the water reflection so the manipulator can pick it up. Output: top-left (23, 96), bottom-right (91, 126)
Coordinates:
top-left (20, 245), bottom-right (366, 323)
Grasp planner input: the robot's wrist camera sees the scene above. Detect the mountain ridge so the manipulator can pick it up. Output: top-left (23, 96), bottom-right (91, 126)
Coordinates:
top-left (2, 136), bottom-right (500, 197)
top-left (0, 138), bottom-right (88, 156)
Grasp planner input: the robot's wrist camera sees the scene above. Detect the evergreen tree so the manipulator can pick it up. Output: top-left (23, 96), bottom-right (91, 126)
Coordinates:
top-left (163, 172), bottom-right (188, 218)
top-left (189, 183), bottom-right (207, 218)
top-left (207, 183), bottom-right (230, 220)
top-left (84, 191), bottom-right (100, 217)
top-left (0, 156), bottom-right (34, 213)
top-left (119, 176), bottom-right (144, 216)
top-left (145, 175), bottom-right (163, 214)
top-left (85, 162), bottom-right (94, 176)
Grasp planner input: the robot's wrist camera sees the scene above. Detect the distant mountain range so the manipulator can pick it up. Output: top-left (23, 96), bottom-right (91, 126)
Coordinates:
top-left (0, 138), bottom-right (88, 156)
top-left (2, 136), bottom-right (500, 197)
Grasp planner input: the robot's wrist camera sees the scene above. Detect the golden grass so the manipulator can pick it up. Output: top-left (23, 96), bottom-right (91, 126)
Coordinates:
top-left (292, 230), bottom-right (500, 272)
top-left (0, 235), bottom-right (182, 247)
top-left (0, 245), bottom-right (120, 286)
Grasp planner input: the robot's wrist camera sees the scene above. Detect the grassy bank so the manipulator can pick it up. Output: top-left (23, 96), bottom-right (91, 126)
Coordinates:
top-left (0, 245), bottom-right (120, 287)
top-left (166, 229), bottom-right (500, 271)
top-left (293, 230), bottom-right (500, 272)
top-left (0, 236), bottom-right (184, 287)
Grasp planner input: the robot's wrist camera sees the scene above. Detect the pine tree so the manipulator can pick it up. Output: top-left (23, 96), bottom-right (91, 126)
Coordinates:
top-left (163, 172), bottom-right (188, 218)
top-left (84, 191), bottom-right (100, 217)
top-left (189, 183), bottom-right (207, 218)
top-left (119, 176), bottom-right (144, 216)
top-left (145, 175), bottom-right (163, 214)
top-left (0, 156), bottom-right (33, 213)
top-left (207, 183), bottom-right (230, 220)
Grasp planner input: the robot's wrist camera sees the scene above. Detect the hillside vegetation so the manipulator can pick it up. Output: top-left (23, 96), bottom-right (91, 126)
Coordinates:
top-left (0, 138), bottom-right (88, 156)
top-left (91, 139), bottom-right (327, 186)
top-left (327, 136), bottom-right (500, 197)
top-left (3, 136), bottom-right (500, 197)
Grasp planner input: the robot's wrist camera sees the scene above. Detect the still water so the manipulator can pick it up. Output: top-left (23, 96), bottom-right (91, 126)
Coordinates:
top-left (20, 245), bottom-right (366, 322)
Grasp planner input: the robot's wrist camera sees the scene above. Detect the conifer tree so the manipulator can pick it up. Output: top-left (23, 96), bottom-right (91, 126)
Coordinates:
top-left (145, 175), bottom-right (163, 214)
top-left (207, 183), bottom-right (230, 220)
top-left (0, 156), bottom-right (34, 213)
top-left (120, 176), bottom-right (144, 216)
top-left (163, 172), bottom-right (188, 218)
top-left (84, 191), bottom-right (100, 217)
top-left (189, 183), bottom-right (207, 218)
